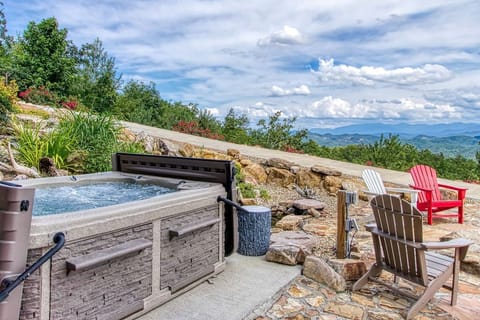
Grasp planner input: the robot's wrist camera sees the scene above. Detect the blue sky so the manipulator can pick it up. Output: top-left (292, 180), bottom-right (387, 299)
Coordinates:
top-left (3, 0), bottom-right (480, 129)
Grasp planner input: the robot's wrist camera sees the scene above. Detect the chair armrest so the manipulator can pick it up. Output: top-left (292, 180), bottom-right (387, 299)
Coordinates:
top-left (385, 187), bottom-right (419, 194)
top-left (437, 183), bottom-right (467, 192)
top-left (370, 227), bottom-right (424, 249)
top-left (409, 185), bottom-right (432, 193)
top-left (420, 238), bottom-right (473, 250)
top-left (386, 187), bottom-right (419, 203)
top-left (362, 190), bottom-right (380, 196)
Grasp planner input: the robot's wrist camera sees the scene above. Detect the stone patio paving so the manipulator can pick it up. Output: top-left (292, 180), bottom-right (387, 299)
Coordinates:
top-left (246, 199), bottom-right (480, 320)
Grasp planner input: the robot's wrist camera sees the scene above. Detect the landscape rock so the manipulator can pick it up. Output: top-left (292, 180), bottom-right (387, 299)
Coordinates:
top-left (239, 158), bottom-right (253, 166)
top-left (311, 165), bottom-right (341, 176)
top-left (266, 231), bottom-right (318, 265)
top-left (242, 163), bottom-right (267, 184)
top-left (193, 148), bottom-right (229, 160)
top-left (265, 158), bottom-right (296, 170)
top-left (292, 199), bottom-right (325, 211)
top-left (302, 223), bottom-right (328, 236)
top-left (227, 148), bottom-right (240, 159)
top-left (323, 175), bottom-right (343, 194)
top-left (328, 258), bottom-right (367, 281)
top-left (39, 157), bottom-right (67, 177)
top-left (178, 143), bottom-right (195, 157)
top-left (266, 167), bottom-right (296, 187)
top-left (295, 168), bottom-right (322, 188)
top-left (275, 215), bottom-right (305, 231)
top-left (303, 255), bottom-right (346, 292)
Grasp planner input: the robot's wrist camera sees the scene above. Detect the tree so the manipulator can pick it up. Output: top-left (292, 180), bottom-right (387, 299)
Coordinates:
top-left (250, 111), bottom-right (307, 151)
top-left (12, 17), bottom-right (76, 97)
top-left (221, 108), bottom-right (250, 144)
top-left (113, 80), bottom-right (164, 125)
top-left (0, 1), bottom-right (14, 80)
top-left (72, 38), bottom-right (120, 113)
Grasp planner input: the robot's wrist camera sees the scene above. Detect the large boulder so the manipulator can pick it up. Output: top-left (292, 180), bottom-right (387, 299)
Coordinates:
top-left (264, 158), bottom-right (296, 170)
top-left (242, 163), bottom-right (267, 184)
top-left (266, 167), bottom-right (296, 187)
top-left (311, 165), bottom-right (341, 176)
top-left (303, 255), bottom-right (346, 292)
top-left (266, 231), bottom-right (318, 265)
top-left (296, 168), bottom-right (322, 188)
top-left (323, 175), bottom-right (343, 194)
top-left (275, 215), bottom-right (305, 231)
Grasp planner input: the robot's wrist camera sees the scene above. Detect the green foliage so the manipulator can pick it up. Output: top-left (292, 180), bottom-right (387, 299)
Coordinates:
top-left (113, 80), bottom-right (164, 125)
top-left (72, 38), bottom-right (120, 113)
top-left (13, 120), bottom-right (76, 170)
top-left (238, 182), bottom-right (256, 198)
top-left (197, 109), bottom-right (222, 133)
top-left (56, 112), bottom-right (123, 172)
top-left (0, 77), bottom-right (17, 126)
top-left (221, 108), bottom-right (250, 144)
top-left (259, 188), bottom-right (270, 200)
top-left (12, 17), bottom-right (76, 97)
top-left (364, 135), bottom-right (418, 171)
top-left (15, 111), bottom-right (144, 174)
top-left (306, 134), bottom-right (480, 181)
top-left (249, 111), bottom-right (308, 151)
top-left (159, 102), bottom-right (198, 129)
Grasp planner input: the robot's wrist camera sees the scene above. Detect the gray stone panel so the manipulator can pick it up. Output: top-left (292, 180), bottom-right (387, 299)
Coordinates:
top-left (160, 205), bottom-right (220, 291)
top-left (49, 223), bottom-right (153, 320)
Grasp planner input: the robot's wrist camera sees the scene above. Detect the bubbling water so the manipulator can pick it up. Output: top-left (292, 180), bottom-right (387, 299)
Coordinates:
top-left (33, 181), bottom-right (174, 216)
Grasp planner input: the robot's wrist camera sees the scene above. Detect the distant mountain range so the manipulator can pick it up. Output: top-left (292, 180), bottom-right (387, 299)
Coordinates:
top-left (309, 123), bottom-right (480, 138)
top-left (307, 123), bottom-right (480, 159)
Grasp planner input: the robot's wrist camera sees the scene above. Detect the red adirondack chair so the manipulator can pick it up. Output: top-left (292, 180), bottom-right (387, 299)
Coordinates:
top-left (409, 164), bottom-right (467, 225)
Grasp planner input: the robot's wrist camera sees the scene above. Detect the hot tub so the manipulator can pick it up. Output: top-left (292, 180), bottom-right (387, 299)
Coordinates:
top-left (8, 154), bottom-right (237, 320)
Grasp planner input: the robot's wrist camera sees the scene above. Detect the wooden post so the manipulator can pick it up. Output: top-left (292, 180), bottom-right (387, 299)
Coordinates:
top-left (336, 190), bottom-right (346, 258)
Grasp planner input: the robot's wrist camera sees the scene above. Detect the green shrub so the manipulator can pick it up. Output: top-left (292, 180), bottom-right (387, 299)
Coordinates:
top-left (57, 112), bottom-right (119, 172)
top-left (0, 77), bottom-right (18, 127)
top-left (13, 120), bottom-right (76, 170)
top-left (238, 182), bottom-right (256, 199)
top-left (57, 112), bottom-right (145, 173)
top-left (259, 189), bottom-right (270, 200)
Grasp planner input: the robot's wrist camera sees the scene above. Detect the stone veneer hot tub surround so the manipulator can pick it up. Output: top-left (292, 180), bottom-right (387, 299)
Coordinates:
top-left (17, 169), bottom-right (229, 320)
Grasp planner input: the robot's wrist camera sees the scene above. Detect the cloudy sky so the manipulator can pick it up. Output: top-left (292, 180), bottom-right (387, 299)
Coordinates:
top-left (4, 0), bottom-right (480, 129)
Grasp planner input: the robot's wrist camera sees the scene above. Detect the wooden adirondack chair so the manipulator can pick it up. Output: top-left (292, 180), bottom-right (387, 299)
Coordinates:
top-left (409, 164), bottom-right (467, 225)
top-left (352, 194), bottom-right (472, 320)
top-left (362, 169), bottom-right (418, 204)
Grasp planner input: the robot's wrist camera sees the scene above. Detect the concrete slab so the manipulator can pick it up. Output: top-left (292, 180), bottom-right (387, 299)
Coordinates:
top-left (138, 254), bottom-right (301, 320)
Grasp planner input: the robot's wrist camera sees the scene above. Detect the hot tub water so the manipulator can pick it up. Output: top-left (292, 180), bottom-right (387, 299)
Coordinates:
top-left (33, 180), bottom-right (174, 216)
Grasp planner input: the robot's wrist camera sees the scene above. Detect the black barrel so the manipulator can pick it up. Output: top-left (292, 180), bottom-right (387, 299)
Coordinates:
top-left (237, 205), bottom-right (271, 256)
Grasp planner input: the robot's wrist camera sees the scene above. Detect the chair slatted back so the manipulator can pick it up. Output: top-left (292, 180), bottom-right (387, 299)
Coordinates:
top-left (409, 164), bottom-right (442, 203)
top-left (371, 194), bottom-right (428, 285)
top-left (362, 169), bottom-right (387, 195)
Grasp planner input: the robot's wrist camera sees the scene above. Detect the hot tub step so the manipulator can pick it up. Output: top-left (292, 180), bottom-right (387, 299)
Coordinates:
top-left (169, 217), bottom-right (220, 239)
top-left (66, 238), bottom-right (152, 272)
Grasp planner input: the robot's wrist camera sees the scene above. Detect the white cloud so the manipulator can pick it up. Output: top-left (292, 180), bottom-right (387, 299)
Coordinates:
top-left (314, 59), bottom-right (452, 86)
top-left (270, 84), bottom-right (310, 96)
top-left (233, 96), bottom-right (463, 123)
top-left (204, 107), bottom-right (220, 116)
top-left (258, 25), bottom-right (303, 46)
